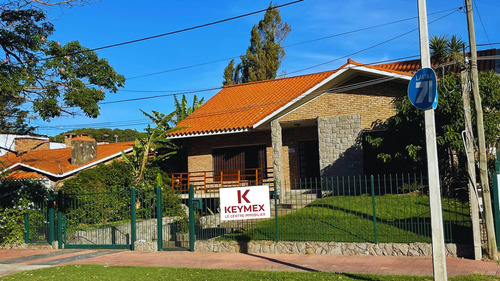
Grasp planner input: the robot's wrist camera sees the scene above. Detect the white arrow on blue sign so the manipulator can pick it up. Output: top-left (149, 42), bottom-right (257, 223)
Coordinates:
top-left (408, 68), bottom-right (438, 110)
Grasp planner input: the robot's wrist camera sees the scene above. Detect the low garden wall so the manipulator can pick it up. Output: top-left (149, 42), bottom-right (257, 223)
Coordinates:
top-left (192, 240), bottom-right (472, 257)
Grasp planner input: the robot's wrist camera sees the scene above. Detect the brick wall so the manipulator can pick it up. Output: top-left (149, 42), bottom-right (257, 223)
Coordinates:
top-left (280, 76), bottom-right (405, 129)
top-left (14, 138), bottom-right (49, 154)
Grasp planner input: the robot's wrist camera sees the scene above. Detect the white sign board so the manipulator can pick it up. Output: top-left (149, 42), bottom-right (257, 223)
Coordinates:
top-left (220, 185), bottom-right (271, 221)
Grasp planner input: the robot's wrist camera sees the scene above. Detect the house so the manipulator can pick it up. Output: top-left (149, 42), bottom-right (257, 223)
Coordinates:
top-left (167, 58), bottom-right (414, 191)
top-left (167, 49), bottom-right (500, 192)
top-left (0, 136), bottom-right (133, 188)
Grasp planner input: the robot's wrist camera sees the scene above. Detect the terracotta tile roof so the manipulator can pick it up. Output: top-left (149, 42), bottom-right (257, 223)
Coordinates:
top-left (71, 136), bottom-right (96, 142)
top-left (4, 170), bottom-right (46, 180)
top-left (169, 49), bottom-right (498, 138)
top-left (0, 141), bottom-right (134, 178)
top-left (374, 59), bottom-right (421, 75)
top-left (373, 48), bottom-right (499, 74)
top-left (169, 70), bottom-right (336, 137)
top-left (347, 58), bottom-right (416, 76)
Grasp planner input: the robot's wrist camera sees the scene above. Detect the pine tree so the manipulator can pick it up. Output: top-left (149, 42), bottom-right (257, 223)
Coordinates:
top-left (223, 2), bottom-right (290, 85)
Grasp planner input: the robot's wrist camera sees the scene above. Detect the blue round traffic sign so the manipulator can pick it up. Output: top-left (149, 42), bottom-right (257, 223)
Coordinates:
top-left (408, 68), bottom-right (438, 110)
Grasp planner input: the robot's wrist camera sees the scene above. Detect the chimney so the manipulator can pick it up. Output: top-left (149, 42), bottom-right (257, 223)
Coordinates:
top-left (64, 133), bottom-right (91, 147)
top-left (15, 137), bottom-right (49, 154)
top-left (71, 136), bottom-right (97, 165)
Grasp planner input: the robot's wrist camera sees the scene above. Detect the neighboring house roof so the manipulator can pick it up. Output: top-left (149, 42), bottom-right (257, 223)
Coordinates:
top-left (0, 141), bottom-right (134, 180)
top-left (168, 59), bottom-right (412, 139)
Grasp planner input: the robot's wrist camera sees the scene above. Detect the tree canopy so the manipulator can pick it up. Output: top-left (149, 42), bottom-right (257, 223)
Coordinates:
top-left (0, 2), bottom-right (124, 134)
top-left (223, 2), bottom-right (290, 85)
top-left (50, 128), bottom-right (146, 143)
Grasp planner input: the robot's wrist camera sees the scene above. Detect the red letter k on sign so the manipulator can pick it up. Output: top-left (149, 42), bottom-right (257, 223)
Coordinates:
top-left (237, 189), bottom-right (250, 204)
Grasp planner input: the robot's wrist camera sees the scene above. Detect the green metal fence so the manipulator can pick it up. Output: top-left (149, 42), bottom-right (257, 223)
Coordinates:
top-left (191, 173), bottom-right (471, 244)
top-left (24, 191), bottom-right (56, 244)
top-left (59, 189), bottom-right (133, 249)
top-left (23, 172), bottom-right (472, 250)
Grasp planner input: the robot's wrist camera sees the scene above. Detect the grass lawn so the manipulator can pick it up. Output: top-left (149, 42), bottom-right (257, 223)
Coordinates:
top-left (222, 193), bottom-right (471, 244)
top-left (0, 265), bottom-right (498, 281)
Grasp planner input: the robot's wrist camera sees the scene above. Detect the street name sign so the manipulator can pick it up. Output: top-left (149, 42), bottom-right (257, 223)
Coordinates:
top-left (408, 67), bottom-right (438, 110)
top-left (220, 185), bottom-right (271, 221)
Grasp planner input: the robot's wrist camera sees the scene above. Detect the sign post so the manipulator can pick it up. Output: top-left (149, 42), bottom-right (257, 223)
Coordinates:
top-left (414, 1), bottom-right (447, 280)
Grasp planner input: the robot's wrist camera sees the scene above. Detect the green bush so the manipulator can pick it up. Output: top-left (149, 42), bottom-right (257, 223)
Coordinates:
top-left (0, 180), bottom-right (48, 246)
top-left (62, 161), bottom-right (134, 194)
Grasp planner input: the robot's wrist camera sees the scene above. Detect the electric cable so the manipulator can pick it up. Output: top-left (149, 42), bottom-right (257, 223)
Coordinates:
top-left (126, 7), bottom-right (459, 80)
top-left (283, 7), bottom-right (461, 76)
top-left (472, 0), bottom-right (492, 47)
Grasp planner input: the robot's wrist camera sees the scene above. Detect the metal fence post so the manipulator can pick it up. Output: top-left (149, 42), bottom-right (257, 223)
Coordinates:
top-left (274, 181), bottom-right (279, 242)
top-left (57, 190), bottom-right (63, 249)
top-left (493, 153), bottom-right (500, 250)
top-left (24, 212), bottom-right (29, 244)
top-left (370, 175), bottom-right (378, 244)
top-left (188, 184), bottom-right (195, 252)
top-left (48, 190), bottom-right (55, 245)
top-left (156, 186), bottom-right (162, 251)
top-left (130, 187), bottom-right (136, 251)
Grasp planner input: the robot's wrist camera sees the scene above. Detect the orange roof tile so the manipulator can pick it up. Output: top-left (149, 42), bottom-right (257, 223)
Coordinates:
top-left (4, 171), bottom-right (46, 180)
top-left (169, 49), bottom-right (498, 138)
top-left (169, 70), bottom-right (336, 137)
top-left (374, 48), bottom-right (499, 74)
top-left (0, 141), bottom-right (134, 178)
top-left (71, 136), bottom-right (96, 142)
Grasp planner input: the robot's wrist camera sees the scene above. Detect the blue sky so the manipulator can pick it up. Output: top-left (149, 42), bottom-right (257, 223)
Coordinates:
top-left (30, 0), bottom-right (499, 136)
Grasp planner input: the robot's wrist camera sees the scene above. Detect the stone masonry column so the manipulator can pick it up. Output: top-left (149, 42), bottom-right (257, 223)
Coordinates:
top-left (271, 120), bottom-right (285, 196)
top-left (318, 114), bottom-right (363, 177)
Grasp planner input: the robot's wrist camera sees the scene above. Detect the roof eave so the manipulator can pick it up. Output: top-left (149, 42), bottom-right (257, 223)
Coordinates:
top-left (1, 147), bottom-right (133, 179)
top-left (167, 128), bottom-right (250, 140)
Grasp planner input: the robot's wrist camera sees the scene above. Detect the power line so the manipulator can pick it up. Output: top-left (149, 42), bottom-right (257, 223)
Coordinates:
top-left (126, 7), bottom-right (460, 80)
top-left (477, 43), bottom-right (500, 47)
top-left (7, 0), bottom-right (303, 67)
top-left (67, 55), bottom-right (425, 106)
top-left (101, 87), bottom-right (222, 105)
top-left (33, 64), bottom-right (412, 131)
top-left (283, 7), bottom-right (461, 76)
top-left (472, 0), bottom-right (492, 47)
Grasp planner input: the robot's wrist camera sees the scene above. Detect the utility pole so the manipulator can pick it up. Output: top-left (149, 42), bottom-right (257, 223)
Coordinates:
top-left (460, 68), bottom-right (482, 260)
top-left (417, 0), bottom-right (447, 279)
top-left (465, 0), bottom-right (498, 260)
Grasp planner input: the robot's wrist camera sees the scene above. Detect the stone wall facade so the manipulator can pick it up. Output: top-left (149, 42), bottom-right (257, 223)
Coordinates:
top-left (318, 114), bottom-right (363, 177)
top-left (194, 240), bottom-right (470, 258)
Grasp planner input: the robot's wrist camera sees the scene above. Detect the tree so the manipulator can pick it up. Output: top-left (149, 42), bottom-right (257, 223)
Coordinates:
top-left (430, 34), bottom-right (465, 75)
top-left (0, 3), bottom-right (125, 134)
top-left (222, 2), bottom-right (290, 85)
top-left (168, 94), bottom-right (204, 127)
top-left (51, 128), bottom-right (146, 143)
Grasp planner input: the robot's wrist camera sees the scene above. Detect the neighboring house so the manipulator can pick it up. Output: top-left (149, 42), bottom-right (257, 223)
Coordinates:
top-left (0, 136), bottom-right (133, 189)
top-left (167, 49), bottom-right (500, 192)
top-left (0, 134), bottom-right (67, 156)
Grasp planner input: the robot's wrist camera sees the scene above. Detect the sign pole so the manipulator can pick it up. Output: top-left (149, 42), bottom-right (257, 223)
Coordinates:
top-left (417, 0), bottom-right (447, 280)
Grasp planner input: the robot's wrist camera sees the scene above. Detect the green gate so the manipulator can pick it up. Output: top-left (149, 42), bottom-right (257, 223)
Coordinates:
top-left (24, 186), bottom-right (197, 251)
top-left (60, 188), bottom-right (134, 249)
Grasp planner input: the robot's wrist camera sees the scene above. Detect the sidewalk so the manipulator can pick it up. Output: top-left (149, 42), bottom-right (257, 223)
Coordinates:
top-left (1, 249), bottom-right (500, 277)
